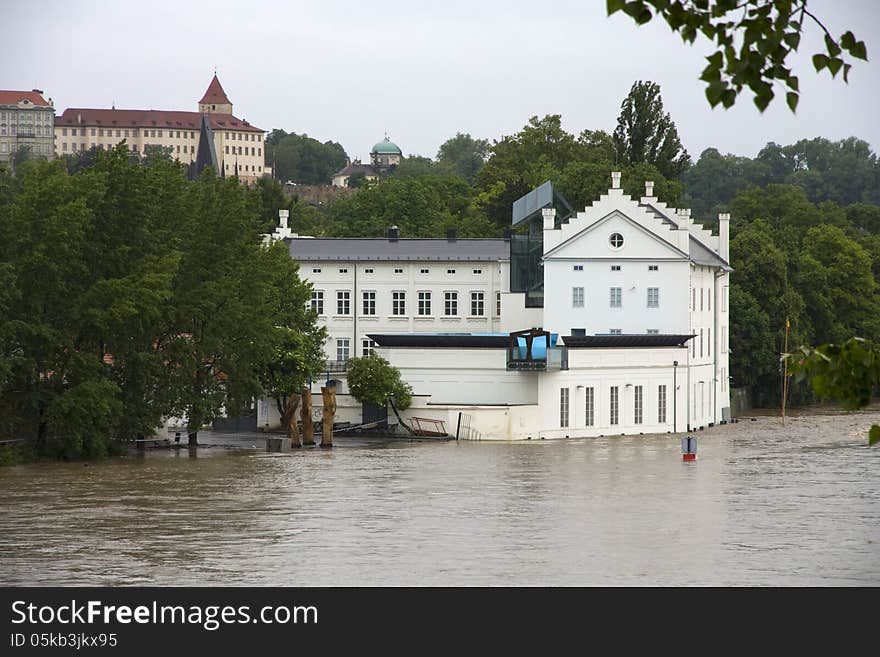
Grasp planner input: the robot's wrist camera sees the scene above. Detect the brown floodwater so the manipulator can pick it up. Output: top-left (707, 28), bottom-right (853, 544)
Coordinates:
top-left (1, 407), bottom-right (878, 586)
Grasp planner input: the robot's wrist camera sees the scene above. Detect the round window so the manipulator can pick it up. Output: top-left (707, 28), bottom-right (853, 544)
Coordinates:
top-left (609, 232), bottom-right (624, 248)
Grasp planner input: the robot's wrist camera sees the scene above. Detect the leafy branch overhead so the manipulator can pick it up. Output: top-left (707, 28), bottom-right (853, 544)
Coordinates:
top-left (607, 0), bottom-right (869, 112)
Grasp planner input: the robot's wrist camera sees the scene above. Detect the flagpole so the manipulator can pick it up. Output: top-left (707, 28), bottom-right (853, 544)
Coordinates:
top-left (781, 317), bottom-right (790, 426)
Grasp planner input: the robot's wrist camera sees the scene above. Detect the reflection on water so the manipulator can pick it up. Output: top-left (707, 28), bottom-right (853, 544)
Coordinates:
top-left (1, 409), bottom-right (878, 586)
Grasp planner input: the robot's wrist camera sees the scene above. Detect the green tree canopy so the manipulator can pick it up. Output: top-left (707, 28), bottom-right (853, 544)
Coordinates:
top-left (346, 353), bottom-right (412, 411)
top-left (266, 130), bottom-right (348, 185)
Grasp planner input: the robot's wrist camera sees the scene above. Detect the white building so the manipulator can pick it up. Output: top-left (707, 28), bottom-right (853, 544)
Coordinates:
top-left (259, 173), bottom-right (732, 439)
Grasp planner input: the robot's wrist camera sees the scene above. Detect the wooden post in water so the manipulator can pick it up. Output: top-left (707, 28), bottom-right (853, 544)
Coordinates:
top-left (781, 317), bottom-right (790, 426)
top-left (300, 388), bottom-right (314, 446)
top-left (284, 393), bottom-right (301, 448)
top-left (320, 385), bottom-right (336, 448)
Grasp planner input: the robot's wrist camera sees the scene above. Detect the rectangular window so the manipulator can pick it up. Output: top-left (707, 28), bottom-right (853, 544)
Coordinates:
top-left (447, 269), bottom-right (456, 275)
top-left (610, 287), bottom-right (622, 308)
top-left (700, 328), bottom-right (704, 357)
top-left (473, 269), bottom-right (482, 275)
top-left (394, 268), bottom-right (403, 274)
top-left (362, 338), bottom-right (376, 357)
top-left (700, 288), bottom-right (704, 311)
top-left (584, 387), bottom-right (594, 426)
top-left (610, 386), bottom-right (619, 425)
top-left (312, 268), bottom-right (321, 273)
top-left (560, 388), bottom-right (570, 428)
top-left (364, 268), bottom-right (373, 274)
top-left (444, 292), bottom-right (458, 316)
top-left (362, 291), bottom-right (376, 316)
top-left (721, 367), bottom-right (727, 392)
top-left (722, 326), bottom-right (727, 353)
top-left (571, 328), bottom-right (586, 336)
top-left (336, 338), bottom-right (350, 362)
top-left (572, 287), bottom-right (584, 308)
top-left (611, 265), bottom-right (621, 271)
top-left (392, 291), bottom-right (406, 316)
top-left (708, 327), bottom-right (711, 357)
top-left (647, 287), bottom-right (659, 308)
top-left (62, 128), bottom-right (67, 136)
top-left (336, 291), bottom-right (351, 315)
top-left (495, 291), bottom-right (502, 317)
top-left (658, 385), bottom-right (667, 423)
top-left (610, 329), bottom-right (622, 335)
top-left (470, 291), bottom-right (484, 316)
top-left (310, 291), bottom-right (324, 315)
top-left (339, 268), bottom-right (348, 274)
top-left (722, 287), bottom-right (728, 312)
top-left (634, 385), bottom-right (643, 424)
top-left (648, 265), bottom-right (658, 271)
top-left (573, 265), bottom-right (583, 271)
top-left (418, 291), bottom-right (432, 316)
top-left (420, 268), bottom-right (429, 274)
top-left (647, 329), bottom-right (659, 334)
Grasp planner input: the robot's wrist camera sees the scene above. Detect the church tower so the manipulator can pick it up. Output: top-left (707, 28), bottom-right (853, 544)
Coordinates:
top-left (198, 74), bottom-right (233, 114)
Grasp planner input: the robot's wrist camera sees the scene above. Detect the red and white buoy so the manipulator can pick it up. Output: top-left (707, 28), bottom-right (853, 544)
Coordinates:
top-left (682, 436), bottom-right (697, 461)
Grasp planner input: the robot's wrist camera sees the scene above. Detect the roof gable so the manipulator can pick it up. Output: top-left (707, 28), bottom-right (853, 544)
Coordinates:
top-left (544, 209), bottom-right (688, 260)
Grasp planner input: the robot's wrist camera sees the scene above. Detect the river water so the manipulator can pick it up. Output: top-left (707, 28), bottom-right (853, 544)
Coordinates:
top-left (1, 407), bottom-right (878, 586)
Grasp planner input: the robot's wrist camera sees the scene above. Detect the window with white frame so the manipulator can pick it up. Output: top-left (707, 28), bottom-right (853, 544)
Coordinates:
top-left (336, 291), bottom-right (351, 315)
top-left (572, 287), bottom-right (584, 308)
top-left (495, 291), bottom-right (501, 317)
top-left (584, 386), bottom-right (595, 426)
top-left (470, 291), bottom-right (484, 316)
top-left (610, 287), bottom-right (622, 308)
top-left (610, 329), bottom-right (622, 335)
top-left (722, 286), bottom-right (728, 312)
top-left (364, 268), bottom-right (373, 274)
top-left (722, 326), bottom-right (727, 353)
top-left (447, 269), bottom-right (456, 275)
top-left (700, 328), bottom-right (704, 357)
top-left (721, 367), bottom-right (727, 391)
top-left (611, 265), bottom-right (621, 271)
top-left (647, 287), bottom-right (659, 308)
top-left (560, 387), bottom-right (570, 428)
top-left (420, 268), bottom-right (429, 274)
top-left (394, 268), bottom-right (404, 274)
top-left (573, 265), bottom-right (583, 271)
top-left (362, 291), bottom-right (376, 315)
top-left (658, 385), bottom-right (667, 423)
top-left (310, 291), bottom-right (324, 315)
top-left (647, 329), bottom-right (659, 334)
top-left (610, 386), bottom-right (619, 425)
top-left (472, 269), bottom-right (482, 275)
top-left (708, 327), bottom-right (711, 357)
top-left (708, 288), bottom-right (712, 311)
top-left (444, 292), bottom-right (458, 316)
top-left (392, 291), bottom-right (406, 316)
top-left (634, 385), bottom-right (643, 424)
top-left (649, 265), bottom-right (658, 271)
top-left (700, 288), bottom-right (704, 311)
top-left (339, 268), bottom-right (348, 274)
top-left (312, 268), bottom-right (321, 274)
top-left (418, 291), bottom-right (432, 316)
top-left (362, 338), bottom-right (376, 356)
top-left (336, 338), bottom-right (350, 362)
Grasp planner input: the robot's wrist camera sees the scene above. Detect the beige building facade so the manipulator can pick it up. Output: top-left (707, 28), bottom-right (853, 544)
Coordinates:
top-left (0, 89), bottom-right (55, 164)
top-left (54, 75), bottom-right (270, 183)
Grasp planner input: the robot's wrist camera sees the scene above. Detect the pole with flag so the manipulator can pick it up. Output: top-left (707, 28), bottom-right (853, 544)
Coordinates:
top-left (781, 317), bottom-right (790, 425)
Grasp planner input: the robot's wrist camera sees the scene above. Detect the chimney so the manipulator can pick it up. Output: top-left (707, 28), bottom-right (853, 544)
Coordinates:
top-left (386, 225), bottom-right (400, 242)
top-left (644, 180), bottom-right (654, 197)
top-left (446, 228), bottom-right (458, 241)
top-left (611, 171), bottom-right (621, 189)
top-left (541, 207), bottom-right (556, 231)
top-left (32, 88), bottom-right (43, 95)
top-left (676, 208), bottom-right (691, 252)
top-left (278, 208), bottom-right (289, 230)
top-left (719, 213), bottom-right (730, 261)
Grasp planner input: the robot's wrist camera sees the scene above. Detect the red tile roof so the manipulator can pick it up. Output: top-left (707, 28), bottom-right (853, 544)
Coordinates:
top-left (0, 90), bottom-right (51, 106)
top-left (54, 108), bottom-right (264, 133)
top-left (199, 74), bottom-right (231, 106)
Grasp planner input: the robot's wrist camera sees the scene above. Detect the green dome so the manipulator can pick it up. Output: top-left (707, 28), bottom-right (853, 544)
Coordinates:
top-left (371, 136), bottom-right (402, 155)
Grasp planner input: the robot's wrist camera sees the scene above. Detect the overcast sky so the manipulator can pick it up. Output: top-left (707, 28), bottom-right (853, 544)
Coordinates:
top-left (3, 0), bottom-right (879, 164)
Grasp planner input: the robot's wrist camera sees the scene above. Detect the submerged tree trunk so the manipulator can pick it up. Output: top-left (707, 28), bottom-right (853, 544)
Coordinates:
top-left (320, 385), bottom-right (336, 448)
top-left (389, 398), bottom-right (413, 435)
top-left (188, 430), bottom-right (198, 447)
top-left (301, 389), bottom-right (314, 446)
top-left (281, 393), bottom-right (301, 448)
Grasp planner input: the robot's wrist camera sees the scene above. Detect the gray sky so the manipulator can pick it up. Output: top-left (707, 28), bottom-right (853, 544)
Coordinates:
top-left (3, 0), bottom-right (879, 163)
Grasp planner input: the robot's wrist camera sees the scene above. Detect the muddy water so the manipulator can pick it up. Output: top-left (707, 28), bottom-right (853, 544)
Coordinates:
top-left (1, 408), bottom-right (878, 586)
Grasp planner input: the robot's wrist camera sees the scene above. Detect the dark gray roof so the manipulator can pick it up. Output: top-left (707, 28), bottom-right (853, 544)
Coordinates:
top-left (286, 237), bottom-right (510, 262)
top-left (689, 236), bottom-right (732, 270)
top-left (369, 333), bottom-right (510, 348)
top-left (562, 334), bottom-right (694, 348)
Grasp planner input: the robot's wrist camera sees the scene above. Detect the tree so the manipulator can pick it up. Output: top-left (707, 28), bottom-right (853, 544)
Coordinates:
top-left (266, 131), bottom-right (348, 185)
top-left (790, 338), bottom-right (880, 445)
top-left (607, 0), bottom-right (869, 112)
top-left (346, 171), bottom-right (368, 189)
top-left (612, 81), bottom-right (690, 179)
top-left (436, 133), bottom-right (490, 182)
top-left (346, 353), bottom-right (412, 426)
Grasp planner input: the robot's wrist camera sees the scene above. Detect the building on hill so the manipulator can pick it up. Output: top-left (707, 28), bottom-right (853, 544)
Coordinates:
top-left (331, 134), bottom-right (403, 187)
top-left (258, 172), bottom-right (732, 440)
top-left (0, 89), bottom-right (55, 164)
top-left (53, 74), bottom-right (270, 183)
